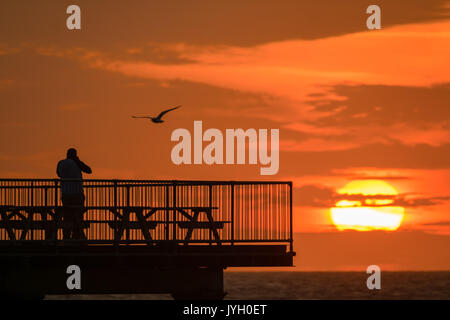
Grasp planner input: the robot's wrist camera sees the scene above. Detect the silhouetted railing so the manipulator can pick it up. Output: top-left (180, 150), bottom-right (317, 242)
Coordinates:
top-left (0, 179), bottom-right (293, 250)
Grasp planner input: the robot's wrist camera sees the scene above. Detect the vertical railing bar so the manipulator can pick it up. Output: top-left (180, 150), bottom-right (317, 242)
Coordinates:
top-left (54, 180), bottom-right (58, 241)
top-left (270, 184), bottom-right (272, 241)
top-left (113, 181), bottom-right (118, 245)
top-left (231, 183), bottom-right (234, 245)
top-left (165, 185), bottom-right (169, 240)
top-left (208, 184), bottom-right (212, 245)
top-left (29, 181), bottom-right (33, 241)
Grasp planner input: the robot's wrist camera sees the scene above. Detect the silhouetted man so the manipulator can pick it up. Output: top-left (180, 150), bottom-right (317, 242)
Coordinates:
top-left (56, 148), bottom-right (92, 240)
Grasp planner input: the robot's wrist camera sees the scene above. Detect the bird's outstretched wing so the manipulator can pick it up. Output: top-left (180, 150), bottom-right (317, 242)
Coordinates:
top-left (157, 105), bottom-right (181, 119)
top-left (132, 116), bottom-right (152, 119)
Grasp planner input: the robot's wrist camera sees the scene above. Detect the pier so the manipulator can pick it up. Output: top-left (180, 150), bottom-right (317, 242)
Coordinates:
top-left (0, 179), bottom-right (294, 299)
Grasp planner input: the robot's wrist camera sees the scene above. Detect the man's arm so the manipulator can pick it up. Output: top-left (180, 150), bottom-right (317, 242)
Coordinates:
top-left (74, 158), bottom-right (92, 174)
top-left (56, 161), bottom-right (62, 178)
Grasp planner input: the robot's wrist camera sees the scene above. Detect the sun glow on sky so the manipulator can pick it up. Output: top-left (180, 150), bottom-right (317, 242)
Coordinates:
top-left (330, 180), bottom-right (405, 231)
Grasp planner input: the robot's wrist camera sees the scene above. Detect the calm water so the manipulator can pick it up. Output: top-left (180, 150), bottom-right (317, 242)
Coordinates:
top-left (46, 271), bottom-right (450, 300)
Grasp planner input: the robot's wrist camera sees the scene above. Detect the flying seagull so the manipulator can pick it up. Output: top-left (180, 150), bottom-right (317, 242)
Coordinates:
top-left (132, 105), bottom-right (181, 123)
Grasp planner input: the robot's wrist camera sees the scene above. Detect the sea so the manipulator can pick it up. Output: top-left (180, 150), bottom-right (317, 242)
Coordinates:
top-left (46, 271), bottom-right (450, 300)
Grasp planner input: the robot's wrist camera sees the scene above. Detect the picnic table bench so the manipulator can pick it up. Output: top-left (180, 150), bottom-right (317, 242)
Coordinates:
top-left (0, 205), bottom-right (229, 244)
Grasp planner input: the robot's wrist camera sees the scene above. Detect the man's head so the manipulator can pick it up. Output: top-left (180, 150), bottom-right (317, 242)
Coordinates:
top-left (67, 148), bottom-right (77, 159)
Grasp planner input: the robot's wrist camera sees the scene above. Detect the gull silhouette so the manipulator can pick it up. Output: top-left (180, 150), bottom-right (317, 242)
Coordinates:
top-left (132, 105), bottom-right (181, 123)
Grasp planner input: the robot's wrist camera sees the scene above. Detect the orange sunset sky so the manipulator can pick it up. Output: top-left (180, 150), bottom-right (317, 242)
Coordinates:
top-left (1, 1), bottom-right (450, 270)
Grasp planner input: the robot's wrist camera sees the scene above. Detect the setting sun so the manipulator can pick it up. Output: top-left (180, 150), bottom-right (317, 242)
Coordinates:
top-left (330, 180), bottom-right (405, 231)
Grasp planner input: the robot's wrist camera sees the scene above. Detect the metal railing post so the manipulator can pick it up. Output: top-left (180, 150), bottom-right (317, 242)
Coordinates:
top-left (165, 185), bottom-right (169, 240)
top-left (172, 182), bottom-right (177, 242)
top-left (113, 181), bottom-right (118, 245)
top-left (30, 181), bottom-right (34, 241)
top-left (289, 182), bottom-right (293, 253)
top-left (126, 185), bottom-right (130, 243)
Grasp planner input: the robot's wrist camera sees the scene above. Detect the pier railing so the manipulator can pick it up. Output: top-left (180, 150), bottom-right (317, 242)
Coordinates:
top-left (0, 179), bottom-right (293, 251)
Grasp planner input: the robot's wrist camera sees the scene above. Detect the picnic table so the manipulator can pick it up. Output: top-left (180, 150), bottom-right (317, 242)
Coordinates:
top-left (0, 205), bottom-right (229, 244)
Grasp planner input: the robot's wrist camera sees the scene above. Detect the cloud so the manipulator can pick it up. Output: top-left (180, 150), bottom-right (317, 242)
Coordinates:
top-left (62, 20), bottom-right (450, 153)
top-left (280, 138), bottom-right (359, 152)
top-left (2, 4), bottom-right (450, 196)
top-left (423, 221), bottom-right (450, 226)
top-left (20, 19), bottom-right (450, 155)
top-left (279, 143), bottom-right (450, 178)
top-left (0, 44), bottom-right (19, 56)
top-left (93, 21), bottom-right (450, 102)
top-left (0, 79), bottom-right (14, 88)
top-left (294, 184), bottom-right (335, 207)
top-left (2, 0), bottom-right (449, 48)
top-left (308, 83), bottom-right (450, 146)
top-left (58, 103), bottom-right (89, 111)
top-left (294, 183), bottom-right (450, 208)
top-left (395, 196), bottom-right (450, 207)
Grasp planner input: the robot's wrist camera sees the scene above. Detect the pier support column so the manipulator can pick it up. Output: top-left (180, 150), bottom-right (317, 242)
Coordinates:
top-left (0, 258), bottom-right (45, 300)
top-left (171, 267), bottom-right (226, 300)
